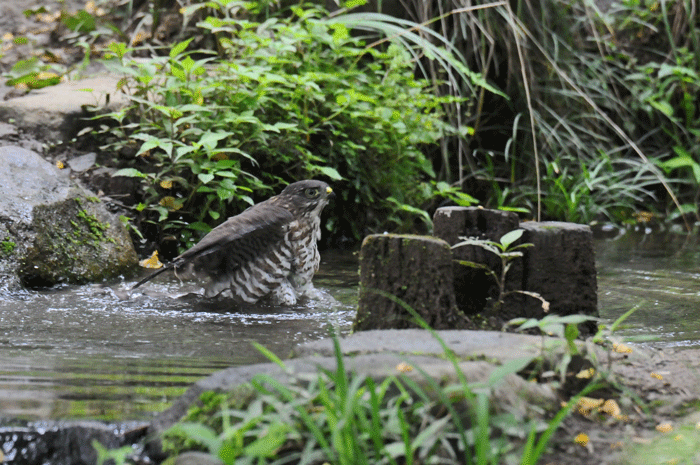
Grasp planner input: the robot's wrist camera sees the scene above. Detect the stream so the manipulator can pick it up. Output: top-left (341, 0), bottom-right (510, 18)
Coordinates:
top-left (1, 229), bottom-right (700, 422)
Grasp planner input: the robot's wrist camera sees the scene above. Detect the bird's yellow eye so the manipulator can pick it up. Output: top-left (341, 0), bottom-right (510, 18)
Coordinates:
top-left (304, 188), bottom-right (320, 198)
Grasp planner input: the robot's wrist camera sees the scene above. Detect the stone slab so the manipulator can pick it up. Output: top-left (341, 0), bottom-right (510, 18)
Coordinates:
top-left (0, 76), bottom-right (126, 141)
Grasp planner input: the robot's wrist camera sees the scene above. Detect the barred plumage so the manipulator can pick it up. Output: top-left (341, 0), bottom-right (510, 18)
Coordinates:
top-left (132, 180), bottom-right (334, 305)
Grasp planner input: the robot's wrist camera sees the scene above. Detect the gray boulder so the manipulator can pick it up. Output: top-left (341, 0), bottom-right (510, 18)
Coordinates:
top-left (0, 145), bottom-right (138, 289)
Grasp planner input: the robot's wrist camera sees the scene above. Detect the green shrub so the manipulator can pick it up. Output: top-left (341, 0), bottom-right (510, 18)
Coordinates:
top-left (96, 2), bottom-right (465, 251)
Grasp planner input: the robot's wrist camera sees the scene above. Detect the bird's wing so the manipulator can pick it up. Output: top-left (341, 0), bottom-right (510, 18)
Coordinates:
top-left (177, 202), bottom-right (294, 277)
top-left (131, 202), bottom-right (293, 290)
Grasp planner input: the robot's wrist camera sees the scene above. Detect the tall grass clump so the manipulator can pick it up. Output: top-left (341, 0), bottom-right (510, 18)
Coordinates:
top-left (388, 0), bottom-right (694, 225)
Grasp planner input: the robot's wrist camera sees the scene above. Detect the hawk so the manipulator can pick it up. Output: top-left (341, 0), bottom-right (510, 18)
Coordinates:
top-left (131, 179), bottom-right (335, 305)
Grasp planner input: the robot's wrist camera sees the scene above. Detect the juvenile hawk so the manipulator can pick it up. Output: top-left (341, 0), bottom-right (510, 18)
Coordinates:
top-left (132, 180), bottom-right (334, 305)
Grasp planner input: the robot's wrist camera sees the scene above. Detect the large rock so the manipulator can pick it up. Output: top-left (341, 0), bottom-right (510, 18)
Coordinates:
top-left (147, 329), bottom-right (559, 460)
top-left (354, 234), bottom-right (467, 331)
top-left (0, 145), bottom-right (138, 289)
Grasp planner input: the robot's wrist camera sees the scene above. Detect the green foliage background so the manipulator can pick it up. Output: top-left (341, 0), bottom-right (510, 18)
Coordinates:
top-left (95, 3), bottom-right (468, 253)
top-left (6, 0), bottom-right (700, 252)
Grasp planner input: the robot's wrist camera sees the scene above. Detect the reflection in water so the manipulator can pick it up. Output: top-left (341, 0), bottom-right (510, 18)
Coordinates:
top-left (0, 250), bottom-right (357, 421)
top-left (596, 228), bottom-right (700, 349)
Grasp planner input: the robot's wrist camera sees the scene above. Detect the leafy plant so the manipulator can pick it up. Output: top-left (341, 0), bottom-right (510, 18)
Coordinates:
top-left (452, 229), bottom-right (549, 313)
top-left (94, 2), bottom-right (467, 251)
top-left (162, 311), bottom-right (587, 465)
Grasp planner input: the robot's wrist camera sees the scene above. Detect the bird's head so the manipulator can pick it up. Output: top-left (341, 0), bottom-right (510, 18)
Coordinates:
top-left (276, 179), bottom-right (335, 217)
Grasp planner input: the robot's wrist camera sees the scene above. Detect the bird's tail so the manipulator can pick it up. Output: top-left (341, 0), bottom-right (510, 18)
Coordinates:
top-left (131, 263), bottom-right (175, 290)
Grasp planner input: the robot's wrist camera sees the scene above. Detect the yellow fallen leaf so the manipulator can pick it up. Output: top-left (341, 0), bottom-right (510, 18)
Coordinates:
top-left (575, 397), bottom-right (604, 415)
top-left (656, 423), bottom-right (673, 433)
top-left (574, 433), bottom-right (589, 446)
top-left (159, 196), bottom-right (183, 211)
top-left (396, 362), bottom-right (413, 373)
top-left (139, 250), bottom-right (163, 269)
top-left (36, 71), bottom-right (58, 80)
top-left (56, 160), bottom-right (65, 169)
top-left (651, 372), bottom-right (663, 380)
top-left (613, 342), bottom-right (633, 354)
top-left (131, 31), bottom-right (151, 46)
top-left (600, 399), bottom-right (621, 417)
top-left (576, 368), bottom-right (595, 379)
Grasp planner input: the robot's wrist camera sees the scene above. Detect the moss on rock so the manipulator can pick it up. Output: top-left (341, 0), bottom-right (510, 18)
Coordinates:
top-left (18, 195), bottom-right (138, 286)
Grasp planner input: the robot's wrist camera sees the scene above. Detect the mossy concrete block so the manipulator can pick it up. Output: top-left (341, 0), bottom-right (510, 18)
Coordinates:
top-left (433, 207), bottom-right (520, 315)
top-left (0, 145), bottom-right (138, 286)
top-left (355, 234), bottom-right (467, 331)
top-left (507, 221), bottom-right (598, 332)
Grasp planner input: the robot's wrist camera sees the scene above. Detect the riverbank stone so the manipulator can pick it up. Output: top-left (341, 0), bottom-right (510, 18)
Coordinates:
top-left (354, 234), bottom-right (467, 331)
top-left (0, 421), bottom-right (147, 465)
top-left (0, 145), bottom-right (138, 288)
top-left (146, 329), bottom-right (559, 460)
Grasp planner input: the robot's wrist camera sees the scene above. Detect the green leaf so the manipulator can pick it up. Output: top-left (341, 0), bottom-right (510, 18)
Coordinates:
top-left (243, 422), bottom-right (289, 457)
top-left (107, 42), bottom-right (128, 59)
top-left (648, 99), bottom-right (674, 117)
top-left (198, 173), bottom-right (215, 184)
top-left (500, 229), bottom-right (524, 248)
top-left (251, 342), bottom-right (287, 369)
top-left (112, 168), bottom-right (146, 178)
top-left (316, 166), bottom-right (343, 180)
top-left (61, 10), bottom-right (96, 33)
top-left (170, 38), bottom-right (194, 58)
top-left (166, 422), bottom-right (222, 452)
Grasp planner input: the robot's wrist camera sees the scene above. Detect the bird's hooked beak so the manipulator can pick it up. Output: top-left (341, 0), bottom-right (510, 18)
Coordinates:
top-left (326, 186), bottom-right (335, 199)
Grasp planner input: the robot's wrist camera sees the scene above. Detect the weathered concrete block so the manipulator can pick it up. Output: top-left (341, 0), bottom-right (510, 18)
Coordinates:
top-left (506, 222), bottom-right (598, 332)
top-left (433, 207), bottom-right (520, 315)
top-left (355, 234), bottom-right (467, 331)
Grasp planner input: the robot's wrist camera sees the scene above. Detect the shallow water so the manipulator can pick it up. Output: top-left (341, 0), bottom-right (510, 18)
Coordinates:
top-left (2, 229), bottom-right (700, 422)
top-left (0, 250), bottom-right (357, 421)
top-left (596, 227), bottom-right (700, 349)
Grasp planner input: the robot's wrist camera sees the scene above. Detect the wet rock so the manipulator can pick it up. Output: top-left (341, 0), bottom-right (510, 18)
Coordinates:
top-left (0, 122), bottom-right (18, 138)
top-left (434, 206), bottom-right (520, 316)
top-left (0, 145), bottom-right (138, 287)
top-left (0, 420), bottom-right (147, 465)
top-left (354, 234), bottom-right (467, 331)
